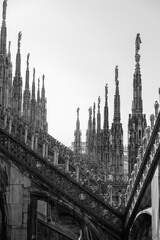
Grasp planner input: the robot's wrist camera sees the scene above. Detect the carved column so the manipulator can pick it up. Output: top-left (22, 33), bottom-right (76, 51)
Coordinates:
top-left (97, 177), bottom-right (102, 196)
top-left (65, 155), bottom-right (69, 173)
top-left (35, 133), bottom-right (38, 151)
top-left (28, 196), bottom-right (37, 240)
top-left (86, 170), bottom-right (90, 188)
top-left (75, 162), bottom-right (80, 182)
top-left (31, 133), bottom-right (34, 150)
top-left (9, 117), bottom-right (12, 134)
top-left (4, 112), bottom-right (7, 128)
top-left (54, 146), bottom-right (59, 166)
top-left (24, 125), bottom-right (28, 144)
top-left (45, 140), bottom-right (48, 158)
top-left (19, 123), bottom-right (23, 141)
top-left (47, 202), bottom-right (51, 222)
top-left (42, 139), bottom-right (46, 158)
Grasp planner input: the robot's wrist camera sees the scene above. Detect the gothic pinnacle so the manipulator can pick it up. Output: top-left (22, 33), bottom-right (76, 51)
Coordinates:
top-left (37, 78), bottom-right (40, 104)
top-left (115, 66), bottom-right (119, 88)
top-left (31, 68), bottom-right (36, 100)
top-left (113, 66), bottom-right (120, 123)
top-left (15, 32), bottom-right (22, 77)
top-left (8, 40), bottom-right (11, 53)
top-left (25, 54), bottom-right (30, 90)
top-left (41, 74), bottom-right (45, 100)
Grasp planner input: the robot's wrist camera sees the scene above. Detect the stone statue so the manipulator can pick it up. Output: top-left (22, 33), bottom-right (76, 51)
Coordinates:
top-left (27, 53), bottom-right (30, 68)
top-left (105, 84), bottom-right (108, 97)
top-left (135, 33), bottom-right (142, 54)
top-left (98, 96), bottom-right (101, 110)
top-left (115, 66), bottom-right (118, 81)
top-left (2, 0), bottom-right (7, 21)
top-left (18, 31), bottom-right (22, 48)
top-left (77, 107), bottom-right (80, 118)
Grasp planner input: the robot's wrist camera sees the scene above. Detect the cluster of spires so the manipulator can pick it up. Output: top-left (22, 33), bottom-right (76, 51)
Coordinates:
top-left (74, 65), bottom-right (123, 174)
top-left (0, 0), bottom-right (48, 132)
top-left (74, 33), bottom-right (146, 176)
top-left (0, 1), bottom-right (146, 176)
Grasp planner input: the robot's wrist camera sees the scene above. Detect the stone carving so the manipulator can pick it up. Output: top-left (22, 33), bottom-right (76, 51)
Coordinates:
top-left (2, 0), bottom-right (7, 21)
top-left (18, 31), bottom-right (22, 48)
top-left (115, 65), bottom-right (118, 81)
top-left (135, 33), bottom-right (142, 55)
top-left (27, 53), bottom-right (30, 67)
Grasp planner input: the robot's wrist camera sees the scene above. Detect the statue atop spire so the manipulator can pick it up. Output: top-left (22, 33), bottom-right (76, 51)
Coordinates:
top-left (135, 33), bottom-right (142, 55)
top-left (115, 66), bottom-right (119, 88)
top-left (115, 65), bottom-right (118, 81)
top-left (98, 96), bottom-right (101, 111)
top-left (105, 84), bottom-right (108, 97)
top-left (2, 0), bottom-right (7, 21)
top-left (135, 33), bottom-right (142, 63)
top-left (77, 107), bottom-right (80, 119)
top-left (27, 53), bottom-right (30, 68)
top-left (18, 31), bottom-right (22, 49)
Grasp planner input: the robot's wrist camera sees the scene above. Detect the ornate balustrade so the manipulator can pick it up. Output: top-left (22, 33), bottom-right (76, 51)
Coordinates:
top-left (0, 125), bottom-right (124, 234)
top-left (0, 109), bottom-right (127, 211)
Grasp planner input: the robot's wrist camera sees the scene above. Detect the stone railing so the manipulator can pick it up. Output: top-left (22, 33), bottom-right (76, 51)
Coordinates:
top-left (0, 109), bottom-right (127, 211)
top-left (0, 126), bottom-right (124, 233)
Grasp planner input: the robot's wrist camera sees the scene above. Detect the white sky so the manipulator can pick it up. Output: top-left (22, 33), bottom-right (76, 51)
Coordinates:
top-left (5, 0), bottom-right (160, 146)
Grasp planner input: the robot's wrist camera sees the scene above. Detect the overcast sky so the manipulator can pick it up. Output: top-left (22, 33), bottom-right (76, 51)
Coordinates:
top-left (5, 0), bottom-right (160, 146)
